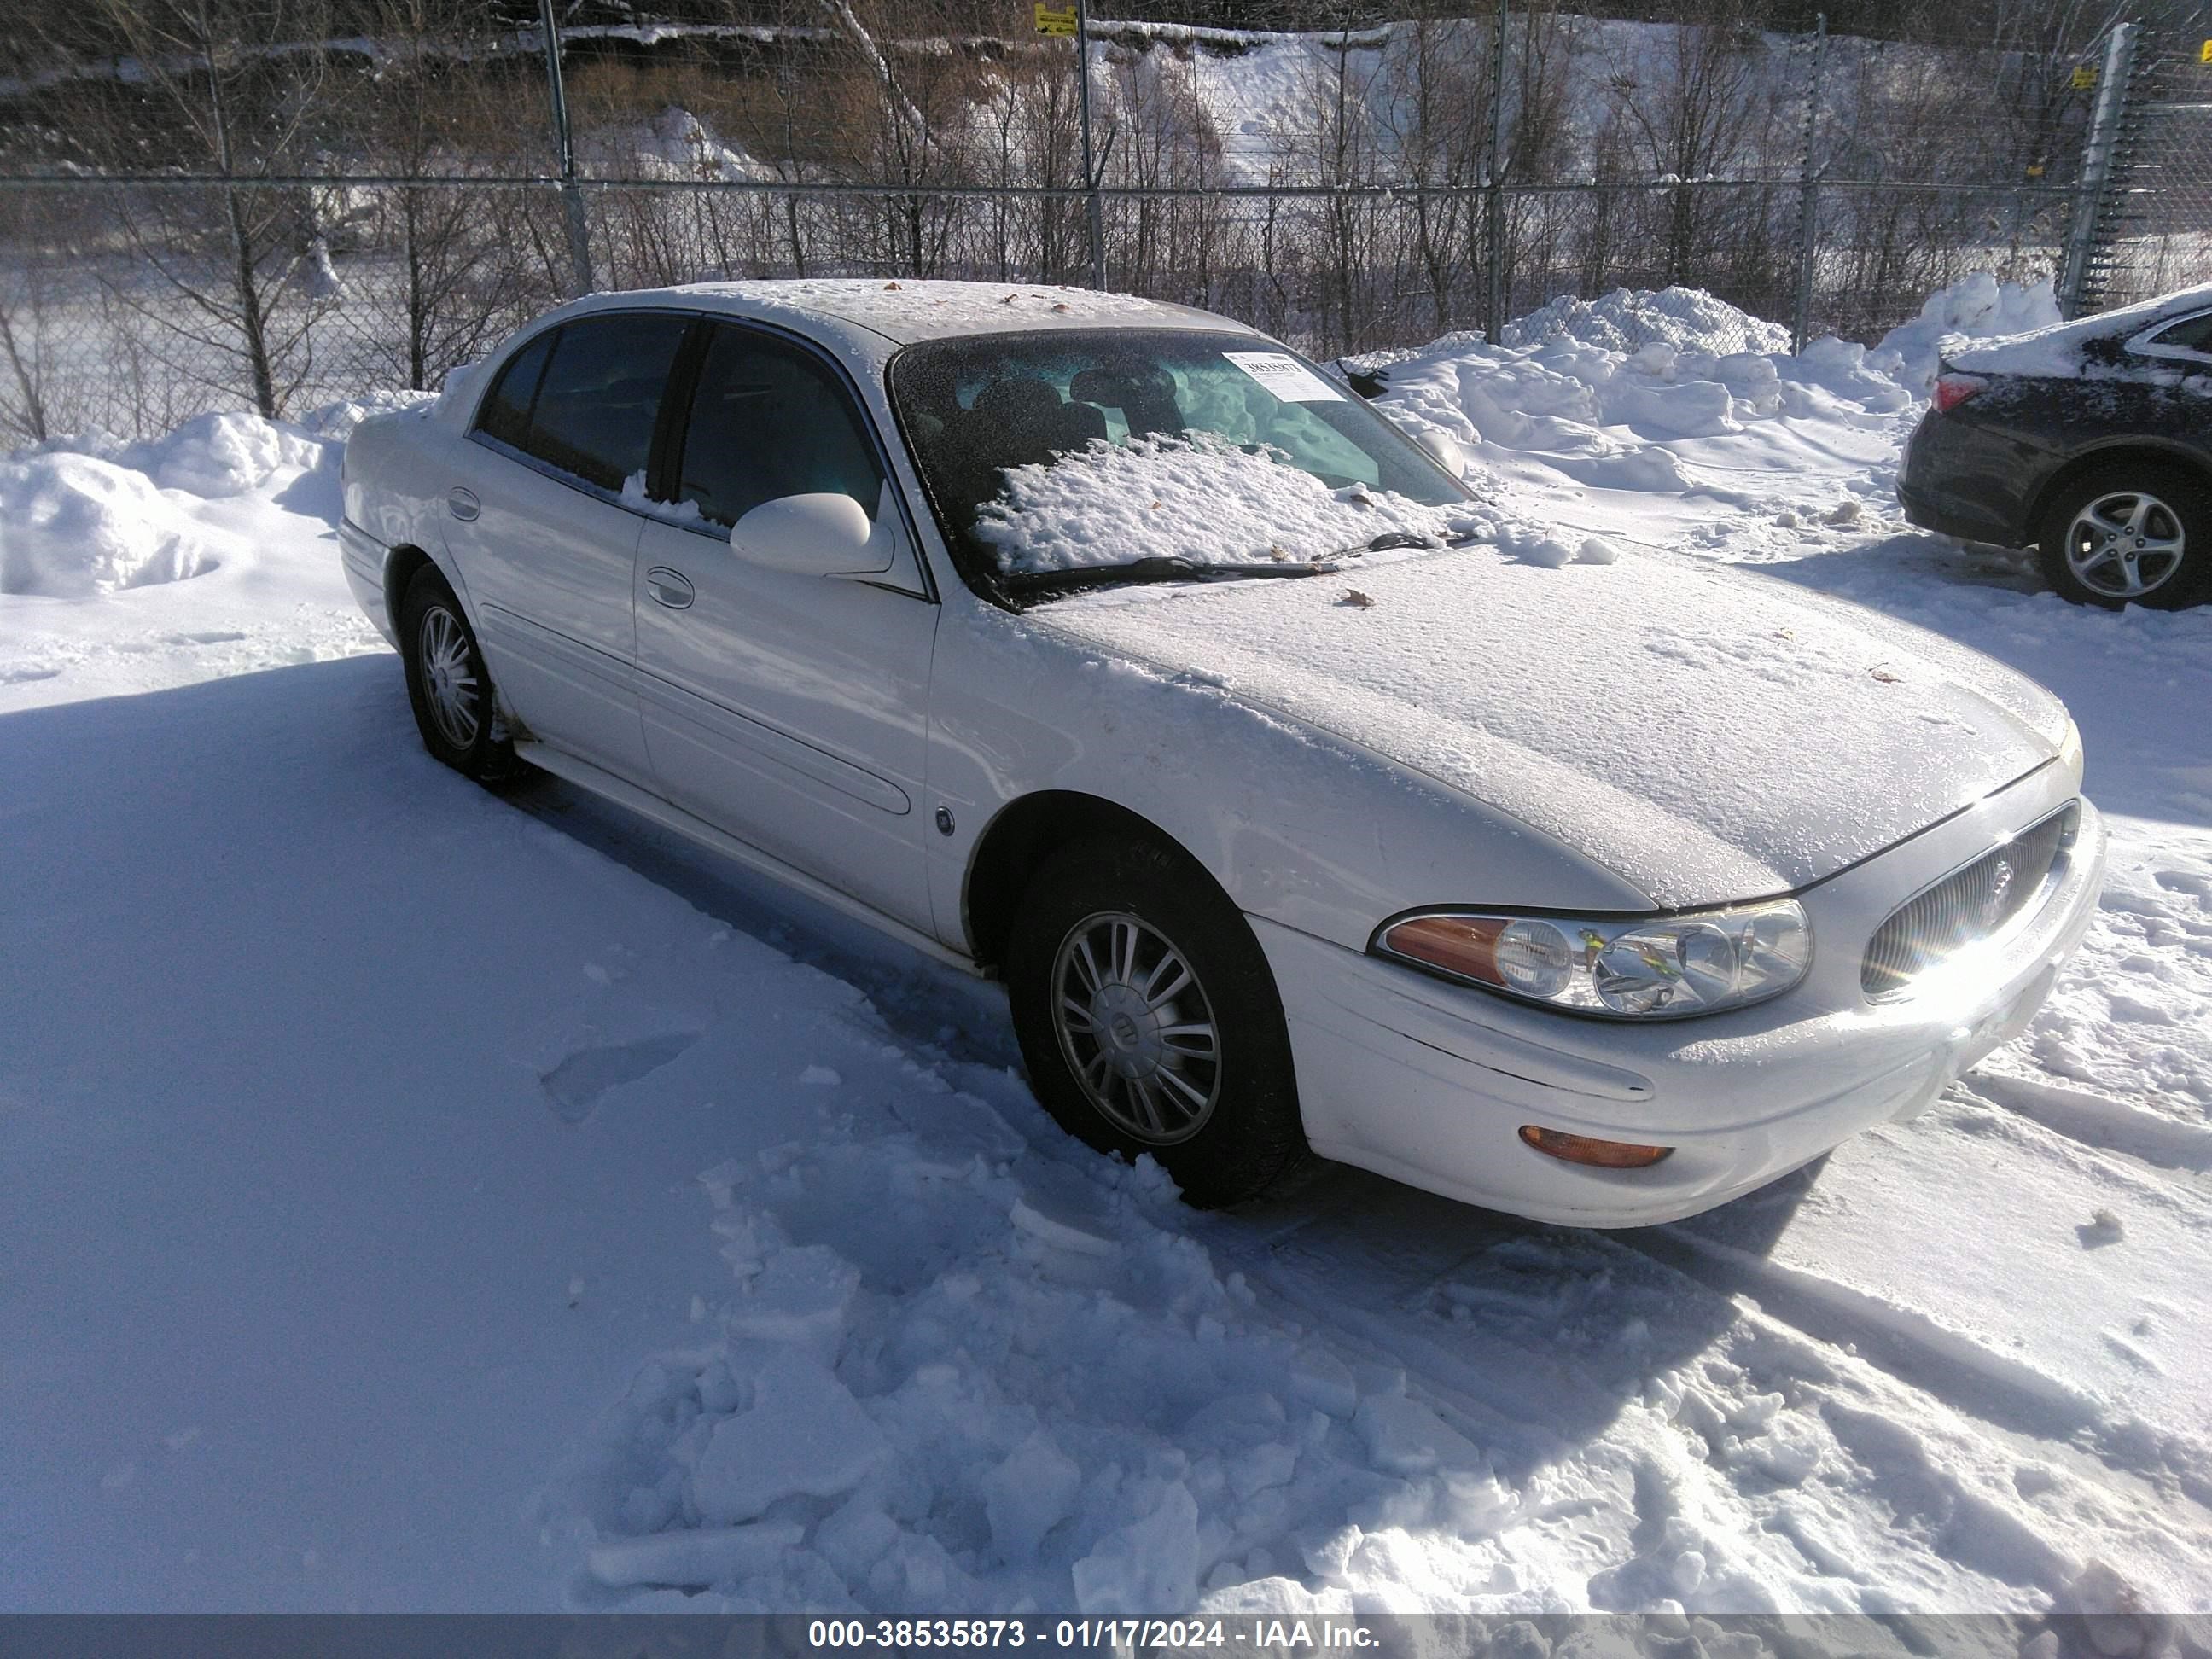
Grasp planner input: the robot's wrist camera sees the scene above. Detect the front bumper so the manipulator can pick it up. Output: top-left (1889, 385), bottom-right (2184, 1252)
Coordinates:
top-left (1258, 769), bottom-right (2106, 1227)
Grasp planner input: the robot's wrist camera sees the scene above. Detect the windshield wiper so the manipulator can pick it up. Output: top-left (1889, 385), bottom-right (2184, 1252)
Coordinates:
top-left (1003, 556), bottom-right (1342, 597)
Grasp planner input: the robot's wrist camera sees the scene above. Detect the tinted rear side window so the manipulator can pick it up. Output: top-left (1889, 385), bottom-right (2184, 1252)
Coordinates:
top-left (474, 329), bottom-right (555, 450)
top-left (520, 313), bottom-right (692, 492)
top-left (676, 325), bottom-right (884, 528)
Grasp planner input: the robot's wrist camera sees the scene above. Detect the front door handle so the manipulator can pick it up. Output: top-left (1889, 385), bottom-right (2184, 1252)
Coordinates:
top-left (645, 567), bottom-right (695, 609)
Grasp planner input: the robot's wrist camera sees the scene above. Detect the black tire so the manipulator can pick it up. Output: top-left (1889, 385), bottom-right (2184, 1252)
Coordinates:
top-left (1004, 835), bottom-right (1307, 1208)
top-left (2035, 462), bottom-right (2212, 610)
top-left (397, 565), bottom-right (523, 783)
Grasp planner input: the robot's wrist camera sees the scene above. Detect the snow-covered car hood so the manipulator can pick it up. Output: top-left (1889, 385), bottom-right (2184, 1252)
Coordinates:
top-left (1029, 547), bottom-right (2070, 908)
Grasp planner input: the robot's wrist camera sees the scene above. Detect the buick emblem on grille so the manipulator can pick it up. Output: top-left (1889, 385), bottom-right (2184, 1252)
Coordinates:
top-left (1980, 854), bottom-right (2017, 928)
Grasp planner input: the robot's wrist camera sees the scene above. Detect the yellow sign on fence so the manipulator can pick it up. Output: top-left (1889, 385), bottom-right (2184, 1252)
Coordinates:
top-left (2200, 38), bottom-right (2211, 62)
top-left (1034, 3), bottom-right (1076, 36)
top-left (2071, 64), bottom-right (2098, 89)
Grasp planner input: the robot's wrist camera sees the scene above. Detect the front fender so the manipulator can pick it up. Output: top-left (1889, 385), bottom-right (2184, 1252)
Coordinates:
top-left (924, 600), bottom-right (1652, 957)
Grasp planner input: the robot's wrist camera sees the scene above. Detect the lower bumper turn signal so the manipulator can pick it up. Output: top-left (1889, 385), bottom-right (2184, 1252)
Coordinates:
top-left (1518, 1126), bottom-right (1674, 1169)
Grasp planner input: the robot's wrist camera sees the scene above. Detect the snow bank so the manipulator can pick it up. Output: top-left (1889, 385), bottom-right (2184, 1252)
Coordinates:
top-left (0, 451), bottom-right (216, 597)
top-left (137, 410), bottom-right (324, 498)
top-left (0, 408), bottom-right (346, 597)
top-left (298, 387), bottom-right (439, 444)
top-left (1354, 275), bottom-right (2075, 498)
top-left (1875, 272), bottom-right (2064, 390)
top-left (971, 434), bottom-right (1490, 574)
top-left (1502, 286), bottom-right (1794, 356)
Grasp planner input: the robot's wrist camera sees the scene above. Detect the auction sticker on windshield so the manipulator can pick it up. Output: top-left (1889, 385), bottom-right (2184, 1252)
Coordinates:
top-left (1223, 350), bottom-right (1344, 403)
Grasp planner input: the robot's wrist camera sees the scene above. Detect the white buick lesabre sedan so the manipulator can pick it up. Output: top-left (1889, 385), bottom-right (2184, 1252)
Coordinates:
top-left (340, 279), bottom-right (2104, 1225)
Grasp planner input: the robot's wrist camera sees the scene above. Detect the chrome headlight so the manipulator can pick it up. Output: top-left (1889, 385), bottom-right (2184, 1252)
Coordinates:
top-left (1374, 900), bottom-right (1812, 1020)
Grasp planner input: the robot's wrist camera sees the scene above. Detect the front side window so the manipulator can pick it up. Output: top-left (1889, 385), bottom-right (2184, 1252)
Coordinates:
top-left (675, 325), bottom-right (885, 528)
top-left (487, 312), bottom-right (690, 493)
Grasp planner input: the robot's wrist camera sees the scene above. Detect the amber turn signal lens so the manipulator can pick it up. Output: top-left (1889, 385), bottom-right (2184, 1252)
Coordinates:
top-left (1380, 915), bottom-right (1508, 985)
top-left (1518, 1126), bottom-right (1674, 1169)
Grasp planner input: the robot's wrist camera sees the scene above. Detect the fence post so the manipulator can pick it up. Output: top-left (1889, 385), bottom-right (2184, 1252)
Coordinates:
top-left (1484, 0), bottom-right (1508, 340)
top-left (538, 0), bottom-right (596, 298)
top-left (2058, 20), bottom-right (2138, 319)
top-left (1791, 13), bottom-right (1827, 354)
top-left (1074, 0), bottom-right (1106, 290)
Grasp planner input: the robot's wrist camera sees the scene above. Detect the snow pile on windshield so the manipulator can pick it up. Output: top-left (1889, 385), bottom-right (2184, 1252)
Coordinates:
top-left (970, 433), bottom-right (1492, 576)
top-left (1874, 272), bottom-right (2063, 389)
top-left (1947, 280), bottom-right (2212, 380)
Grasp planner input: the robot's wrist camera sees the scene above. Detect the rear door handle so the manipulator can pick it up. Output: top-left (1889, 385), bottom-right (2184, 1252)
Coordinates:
top-left (446, 487), bottom-right (480, 521)
top-left (645, 567), bottom-right (695, 609)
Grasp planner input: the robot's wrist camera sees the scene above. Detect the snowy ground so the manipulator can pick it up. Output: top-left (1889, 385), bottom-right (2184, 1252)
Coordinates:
top-left (3, 282), bottom-right (2211, 1622)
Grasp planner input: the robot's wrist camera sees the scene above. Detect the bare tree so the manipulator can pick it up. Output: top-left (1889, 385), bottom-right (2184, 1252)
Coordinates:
top-left (61, 0), bottom-right (345, 419)
top-left (1596, 4), bottom-right (1773, 282)
top-left (348, 0), bottom-right (550, 390)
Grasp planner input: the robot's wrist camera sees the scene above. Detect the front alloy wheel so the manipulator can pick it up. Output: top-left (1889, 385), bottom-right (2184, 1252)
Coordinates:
top-left (1051, 910), bottom-right (1223, 1145)
top-left (1006, 835), bottom-right (1306, 1207)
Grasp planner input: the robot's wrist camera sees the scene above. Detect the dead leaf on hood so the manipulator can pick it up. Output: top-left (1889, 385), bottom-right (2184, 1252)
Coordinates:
top-left (882, 280), bottom-right (902, 289)
top-left (1340, 589), bottom-right (1376, 608)
top-left (1870, 667), bottom-right (1901, 683)
top-left (1051, 301), bottom-right (1072, 313)
top-left (1773, 627), bottom-right (1795, 640)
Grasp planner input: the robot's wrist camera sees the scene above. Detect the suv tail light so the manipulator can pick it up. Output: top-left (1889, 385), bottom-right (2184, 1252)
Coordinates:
top-left (1932, 373), bottom-right (1988, 414)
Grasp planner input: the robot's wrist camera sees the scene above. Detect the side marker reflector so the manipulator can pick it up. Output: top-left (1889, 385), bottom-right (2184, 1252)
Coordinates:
top-left (1518, 1126), bottom-right (1674, 1169)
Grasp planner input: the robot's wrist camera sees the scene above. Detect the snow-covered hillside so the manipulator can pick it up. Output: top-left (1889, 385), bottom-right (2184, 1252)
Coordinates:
top-left (3, 278), bottom-right (2211, 1622)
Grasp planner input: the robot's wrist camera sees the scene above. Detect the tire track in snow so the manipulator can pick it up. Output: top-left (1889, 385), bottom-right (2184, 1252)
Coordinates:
top-left (1621, 1220), bottom-right (2212, 1516)
top-left (1214, 1172), bottom-right (2186, 1610)
top-left (1962, 1073), bottom-right (2212, 1176)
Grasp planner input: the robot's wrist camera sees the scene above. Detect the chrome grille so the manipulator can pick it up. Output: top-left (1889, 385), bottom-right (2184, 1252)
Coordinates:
top-left (1861, 804), bottom-right (2078, 998)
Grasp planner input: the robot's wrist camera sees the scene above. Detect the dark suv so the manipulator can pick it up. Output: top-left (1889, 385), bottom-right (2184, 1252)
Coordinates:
top-left (1898, 286), bottom-right (2212, 608)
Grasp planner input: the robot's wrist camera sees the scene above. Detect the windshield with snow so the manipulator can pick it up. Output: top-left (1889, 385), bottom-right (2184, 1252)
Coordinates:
top-left (888, 329), bottom-right (1474, 601)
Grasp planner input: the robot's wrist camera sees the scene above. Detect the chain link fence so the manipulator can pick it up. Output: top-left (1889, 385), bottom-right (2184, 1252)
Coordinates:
top-left (2082, 31), bottom-right (2212, 311)
top-left (1, 5), bottom-right (2203, 445)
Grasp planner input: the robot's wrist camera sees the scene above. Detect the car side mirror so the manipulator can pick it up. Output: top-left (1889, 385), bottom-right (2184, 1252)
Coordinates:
top-left (730, 492), bottom-right (886, 577)
top-left (1417, 429), bottom-right (1466, 478)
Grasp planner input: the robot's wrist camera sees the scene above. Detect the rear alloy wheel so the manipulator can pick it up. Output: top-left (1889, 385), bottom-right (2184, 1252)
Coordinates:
top-left (398, 565), bottom-right (523, 783)
top-left (1005, 835), bottom-right (1306, 1208)
top-left (2037, 465), bottom-right (2212, 609)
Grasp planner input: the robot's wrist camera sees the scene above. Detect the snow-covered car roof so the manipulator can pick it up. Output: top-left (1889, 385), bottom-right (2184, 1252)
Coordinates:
top-left (574, 278), bottom-right (1251, 358)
